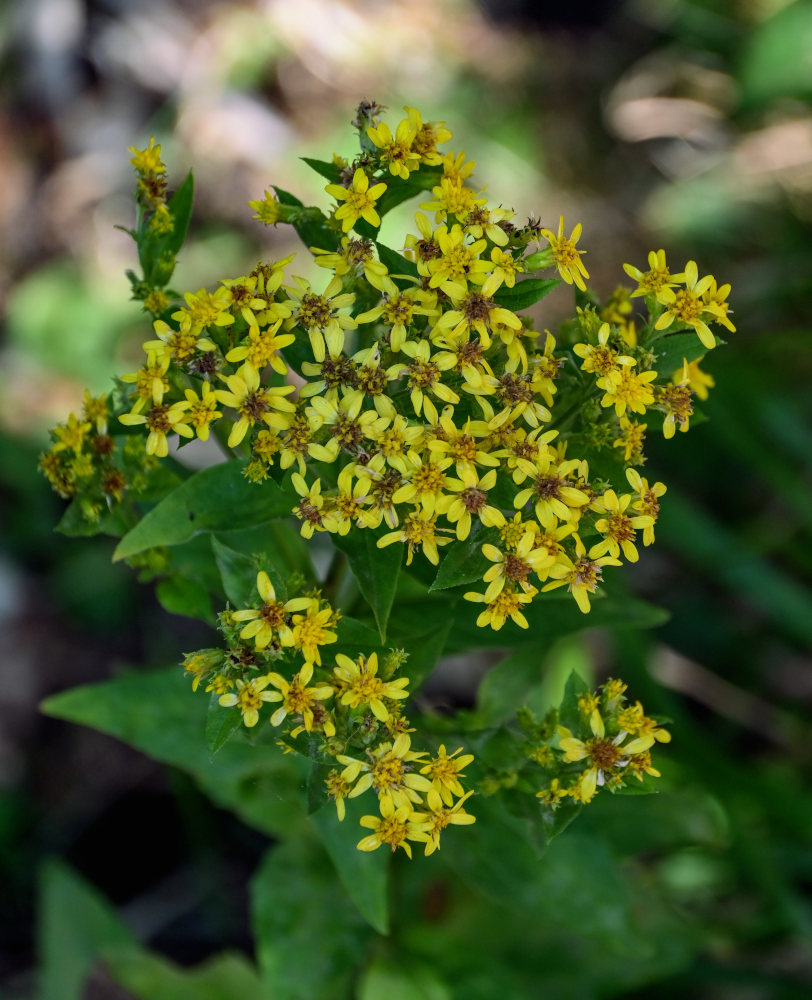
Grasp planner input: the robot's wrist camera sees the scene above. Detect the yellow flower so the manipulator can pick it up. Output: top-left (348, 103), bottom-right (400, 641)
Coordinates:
top-left (333, 651), bottom-right (410, 722)
top-left (173, 286), bottom-right (235, 332)
top-left (288, 602), bottom-right (338, 665)
top-left (325, 169), bottom-right (387, 233)
top-left (214, 367), bottom-right (296, 448)
top-left (357, 798), bottom-right (429, 859)
top-left (541, 535), bottom-right (620, 614)
top-left (421, 789), bottom-right (476, 855)
top-left (118, 403), bottom-right (193, 458)
top-left (225, 323), bottom-right (295, 379)
top-left (405, 106), bottom-right (452, 165)
top-left (285, 275), bottom-right (356, 362)
top-left (654, 260), bottom-right (717, 350)
top-left (596, 366), bottom-right (657, 417)
top-left (420, 745), bottom-right (474, 806)
top-left (591, 490), bottom-right (654, 563)
top-left (52, 413), bottom-right (91, 454)
top-left (444, 467), bottom-right (505, 541)
top-left (218, 676), bottom-right (278, 728)
top-left (573, 322), bottom-right (635, 376)
top-left (677, 357), bottom-right (715, 401)
top-left (231, 571), bottom-right (307, 650)
top-left (128, 137), bottom-right (165, 175)
top-left (366, 118), bottom-right (419, 179)
top-left (622, 249), bottom-right (682, 298)
top-left (625, 468), bottom-right (666, 546)
top-left (463, 585), bottom-right (536, 630)
top-left (249, 189), bottom-right (283, 225)
top-left (378, 508), bottom-right (451, 566)
top-left (171, 382), bottom-right (222, 442)
top-left (539, 216), bottom-right (589, 291)
top-left (340, 733), bottom-right (430, 810)
top-left (265, 662), bottom-right (334, 731)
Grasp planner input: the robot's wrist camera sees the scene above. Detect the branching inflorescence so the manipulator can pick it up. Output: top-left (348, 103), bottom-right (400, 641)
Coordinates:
top-left (42, 103), bottom-right (733, 856)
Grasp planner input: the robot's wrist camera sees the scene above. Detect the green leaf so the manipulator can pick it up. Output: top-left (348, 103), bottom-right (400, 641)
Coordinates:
top-left (333, 527), bottom-right (402, 642)
top-left (374, 241), bottom-right (419, 286)
top-left (493, 278), bottom-right (560, 311)
top-left (138, 172), bottom-right (195, 287)
top-left (113, 462), bottom-right (296, 561)
top-left (55, 499), bottom-right (132, 538)
top-left (651, 331), bottom-right (715, 377)
top-left (38, 859), bottom-right (136, 1000)
top-left (475, 645), bottom-right (547, 728)
top-left (310, 793), bottom-right (390, 934)
top-left (442, 795), bottom-right (548, 911)
top-left (272, 185), bottom-right (304, 208)
top-left (41, 668), bottom-right (309, 839)
top-left (558, 669), bottom-right (591, 732)
top-left (301, 156), bottom-right (342, 183)
top-left (393, 590), bottom-right (668, 654)
top-left (357, 957), bottom-right (452, 1000)
top-left (429, 524), bottom-right (493, 592)
top-left (374, 167), bottom-right (442, 219)
top-left (205, 695), bottom-right (243, 759)
top-left (739, 1), bottom-right (812, 107)
top-left (252, 839), bottom-right (374, 1000)
top-left (103, 948), bottom-right (265, 1000)
top-left (155, 573), bottom-right (214, 623)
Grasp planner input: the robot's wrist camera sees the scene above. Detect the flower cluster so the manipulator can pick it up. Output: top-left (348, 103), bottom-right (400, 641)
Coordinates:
top-left (184, 570), bottom-right (475, 858)
top-left (40, 103), bottom-right (713, 856)
top-left (43, 105), bottom-right (733, 636)
top-left (525, 678), bottom-right (671, 805)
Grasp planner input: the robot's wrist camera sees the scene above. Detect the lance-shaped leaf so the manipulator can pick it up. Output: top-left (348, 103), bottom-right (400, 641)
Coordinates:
top-left (429, 523), bottom-right (494, 593)
top-left (252, 839), bottom-right (374, 1000)
top-left (492, 277), bottom-right (560, 311)
top-left (651, 331), bottom-right (721, 376)
top-left (113, 462), bottom-right (297, 561)
top-left (332, 526), bottom-right (403, 642)
top-left (310, 793), bottom-right (390, 935)
top-left (137, 171), bottom-right (194, 287)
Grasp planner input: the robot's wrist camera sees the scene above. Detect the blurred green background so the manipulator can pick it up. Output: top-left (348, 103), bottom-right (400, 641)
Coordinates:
top-left (1, 0), bottom-right (811, 997)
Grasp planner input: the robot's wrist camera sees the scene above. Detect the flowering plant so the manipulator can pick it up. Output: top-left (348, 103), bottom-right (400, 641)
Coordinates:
top-left (41, 101), bottom-right (732, 930)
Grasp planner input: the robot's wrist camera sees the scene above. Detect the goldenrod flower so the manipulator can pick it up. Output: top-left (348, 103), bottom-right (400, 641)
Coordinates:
top-left (356, 798), bottom-right (430, 859)
top-left (366, 118), bottom-right (419, 179)
top-left (676, 357), bottom-right (715, 401)
top-left (218, 676), bottom-right (278, 728)
top-left (214, 367), bottom-right (296, 448)
top-left (622, 249), bottom-right (682, 298)
top-left (325, 168), bottom-right (387, 233)
top-left (333, 651), bottom-right (410, 722)
top-left (420, 746), bottom-right (474, 806)
top-left (540, 216), bottom-right (589, 291)
top-left (420, 789), bottom-right (476, 855)
top-left (654, 260), bottom-right (717, 350)
top-left (596, 366), bottom-right (657, 417)
top-left (573, 322), bottom-right (635, 377)
top-left (591, 489), bottom-right (654, 563)
top-left (541, 535), bottom-right (620, 614)
top-left (265, 662), bottom-right (334, 731)
top-left (444, 467), bottom-right (505, 541)
top-left (171, 382), bottom-right (222, 442)
top-left (128, 137), bottom-right (165, 175)
top-left (288, 602), bottom-right (338, 665)
top-left (231, 571), bottom-right (308, 650)
top-left (340, 733), bottom-right (430, 810)
top-left (119, 404), bottom-right (193, 458)
top-left (378, 508), bottom-right (451, 566)
top-left (285, 275), bottom-right (356, 362)
top-left (463, 585), bottom-right (536, 630)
